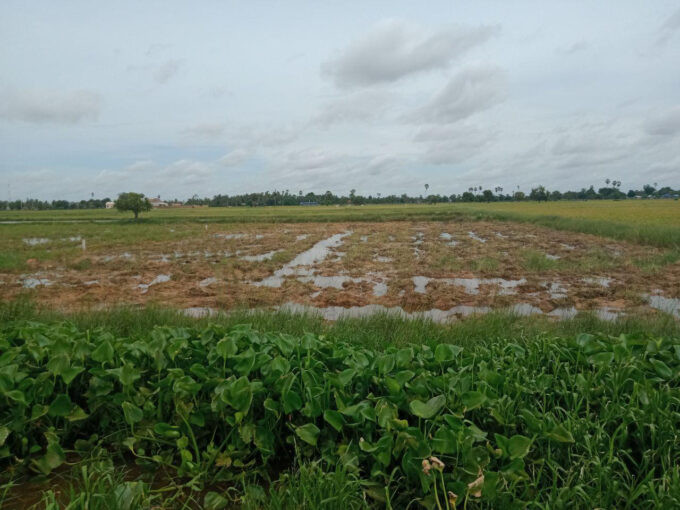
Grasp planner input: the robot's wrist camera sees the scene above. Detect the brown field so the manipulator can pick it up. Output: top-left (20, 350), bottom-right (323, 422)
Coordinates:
top-left (2, 220), bottom-right (679, 321)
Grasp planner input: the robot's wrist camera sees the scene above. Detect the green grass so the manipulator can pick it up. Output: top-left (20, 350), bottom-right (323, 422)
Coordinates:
top-left (2, 200), bottom-right (679, 248)
top-left (2, 299), bottom-right (679, 350)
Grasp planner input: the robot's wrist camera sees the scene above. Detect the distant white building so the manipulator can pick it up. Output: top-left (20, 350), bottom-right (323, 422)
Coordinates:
top-left (105, 201), bottom-right (115, 209)
top-left (149, 197), bottom-right (168, 207)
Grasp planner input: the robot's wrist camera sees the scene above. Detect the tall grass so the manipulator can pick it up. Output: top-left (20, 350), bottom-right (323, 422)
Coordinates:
top-left (2, 299), bottom-right (678, 349)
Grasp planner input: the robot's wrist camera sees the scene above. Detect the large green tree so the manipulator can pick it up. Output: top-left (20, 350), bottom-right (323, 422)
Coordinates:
top-left (115, 192), bottom-right (152, 219)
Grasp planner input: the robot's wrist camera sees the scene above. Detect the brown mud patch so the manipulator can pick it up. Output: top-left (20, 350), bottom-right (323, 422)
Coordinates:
top-left (2, 221), bottom-right (679, 319)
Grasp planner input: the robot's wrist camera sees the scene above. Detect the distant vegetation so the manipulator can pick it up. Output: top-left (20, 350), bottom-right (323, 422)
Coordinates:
top-left (1, 182), bottom-right (677, 210)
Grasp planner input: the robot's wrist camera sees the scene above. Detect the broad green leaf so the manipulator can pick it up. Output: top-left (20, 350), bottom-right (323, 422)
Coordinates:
top-left (204, 491), bottom-right (229, 510)
top-left (48, 394), bottom-right (72, 417)
top-left (323, 410), bottom-right (345, 432)
top-left (461, 391), bottom-right (487, 411)
top-left (60, 366), bottom-right (84, 385)
top-left (650, 359), bottom-right (673, 379)
top-left (508, 435), bottom-right (532, 459)
top-left (545, 425), bottom-right (574, 443)
top-left (409, 395), bottom-right (446, 419)
top-left (153, 422), bottom-right (181, 438)
top-left (434, 344), bottom-right (463, 363)
top-left (122, 402), bottom-right (144, 424)
top-left (216, 337), bottom-right (238, 358)
top-left (0, 426), bottom-right (9, 447)
top-left (31, 441), bottom-right (65, 475)
top-left (66, 405), bottom-right (89, 422)
top-left (92, 341), bottom-right (114, 364)
top-left (31, 404), bottom-right (49, 420)
top-left (282, 391), bottom-right (302, 413)
top-left (295, 423), bottom-right (320, 446)
top-left (228, 376), bottom-right (253, 413)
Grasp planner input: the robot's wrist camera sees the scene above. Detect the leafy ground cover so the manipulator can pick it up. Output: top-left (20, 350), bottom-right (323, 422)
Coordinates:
top-left (1, 319), bottom-right (679, 508)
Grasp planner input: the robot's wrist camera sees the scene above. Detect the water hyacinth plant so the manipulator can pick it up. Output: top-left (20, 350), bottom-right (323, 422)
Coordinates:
top-left (0, 321), bottom-right (679, 508)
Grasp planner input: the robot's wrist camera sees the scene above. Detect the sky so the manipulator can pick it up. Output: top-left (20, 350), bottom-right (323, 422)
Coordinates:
top-left (1, 1), bottom-right (679, 201)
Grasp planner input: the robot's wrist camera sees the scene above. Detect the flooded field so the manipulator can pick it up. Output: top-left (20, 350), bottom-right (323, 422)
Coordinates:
top-left (2, 220), bottom-right (679, 321)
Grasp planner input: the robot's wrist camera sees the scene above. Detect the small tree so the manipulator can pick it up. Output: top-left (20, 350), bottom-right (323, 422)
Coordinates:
top-left (115, 192), bottom-right (152, 220)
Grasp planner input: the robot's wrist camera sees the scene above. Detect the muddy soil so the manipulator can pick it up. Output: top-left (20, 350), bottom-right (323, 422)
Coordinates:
top-left (2, 221), bottom-right (678, 320)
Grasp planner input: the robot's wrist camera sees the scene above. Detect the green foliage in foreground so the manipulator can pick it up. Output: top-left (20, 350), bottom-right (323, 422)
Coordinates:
top-left (1, 321), bottom-right (679, 508)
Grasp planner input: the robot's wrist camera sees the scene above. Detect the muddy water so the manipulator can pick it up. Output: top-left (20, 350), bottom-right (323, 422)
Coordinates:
top-left (23, 238), bottom-right (50, 246)
top-left (647, 294), bottom-right (680, 318)
top-left (468, 232), bottom-right (486, 243)
top-left (138, 274), bottom-right (171, 293)
top-left (240, 250), bottom-right (282, 262)
top-left (254, 231), bottom-right (352, 287)
top-left (412, 276), bottom-right (526, 295)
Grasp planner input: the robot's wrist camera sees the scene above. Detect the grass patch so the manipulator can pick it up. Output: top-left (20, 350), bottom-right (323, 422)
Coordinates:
top-left (521, 249), bottom-right (559, 271)
top-left (466, 256), bottom-right (499, 272)
top-left (0, 252), bottom-right (25, 271)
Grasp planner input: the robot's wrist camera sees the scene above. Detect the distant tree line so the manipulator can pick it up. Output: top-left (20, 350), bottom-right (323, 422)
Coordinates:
top-left (0, 198), bottom-right (111, 211)
top-left (186, 182), bottom-right (678, 207)
top-left (2, 181), bottom-right (678, 210)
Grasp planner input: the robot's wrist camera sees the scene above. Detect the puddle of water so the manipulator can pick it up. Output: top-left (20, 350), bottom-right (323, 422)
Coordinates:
top-left (296, 234), bottom-right (309, 241)
top-left (138, 274), bottom-right (171, 293)
top-left (548, 307), bottom-right (578, 319)
top-left (412, 276), bottom-right (430, 294)
top-left (21, 277), bottom-right (52, 288)
top-left (647, 294), bottom-right (680, 318)
top-left (560, 243), bottom-right (575, 250)
top-left (199, 277), bottom-right (219, 288)
top-left (546, 254), bottom-right (561, 260)
top-left (388, 235), bottom-right (396, 242)
top-left (183, 307), bottom-right (217, 318)
top-left (544, 281), bottom-right (568, 299)
top-left (440, 233), bottom-right (458, 246)
top-left (509, 303), bottom-right (543, 316)
top-left (596, 307), bottom-right (622, 321)
top-left (413, 276), bottom-right (526, 295)
top-left (360, 235), bottom-right (368, 242)
top-left (583, 277), bottom-right (613, 288)
top-left (468, 232), bottom-right (486, 243)
top-left (240, 250), bottom-right (282, 262)
top-left (84, 280), bottom-right (99, 286)
top-left (277, 303), bottom-right (492, 323)
top-left (214, 233), bottom-right (246, 240)
top-left (255, 234), bottom-right (264, 240)
top-left (23, 238), bottom-right (50, 246)
top-left (254, 231), bottom-right (352, 287)
top-left (495, 232), bottom-right (507, 238)
top-left (372, 282), bottom-right (388, 297)
top-left (374, 255), bottom-right (393, 263)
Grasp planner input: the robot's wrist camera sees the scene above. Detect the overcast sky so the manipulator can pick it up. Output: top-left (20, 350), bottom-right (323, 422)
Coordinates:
top-left (1, 1), bottom-right (679, 201)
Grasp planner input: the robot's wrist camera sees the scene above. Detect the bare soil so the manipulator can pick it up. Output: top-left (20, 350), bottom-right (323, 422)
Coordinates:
top-left (2, 221), bottom-right (678, 319)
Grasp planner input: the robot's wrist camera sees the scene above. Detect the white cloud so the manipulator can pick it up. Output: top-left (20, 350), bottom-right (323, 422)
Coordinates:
top-left (0, 89), bottom-right (102, 124)
top-left (182, 123), bottom-right (226, 139)
top-left (219, 149), bottom-right (248, 166)
top-left (657, 7), bottom-right (680, 46)
top-left (408, 66), bottom-right (505, 124)
top-left (645, 106), bottom-right (680, 136)
top-left (313, 90), bottom-right (394, 126)
top-left (414, 124), bottom-right (498, 164)
top-left (322, 19), bottom-right (498, 88)
top-left (153, 59), bottom-right (181, 84)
